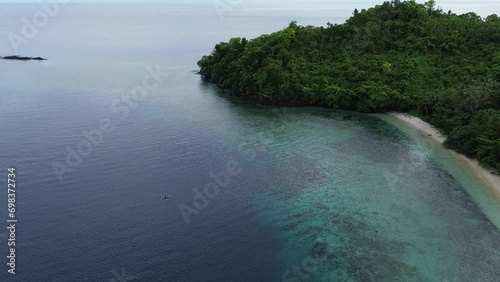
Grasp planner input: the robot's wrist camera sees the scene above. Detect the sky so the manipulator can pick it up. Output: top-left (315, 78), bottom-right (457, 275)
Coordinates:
top-left (0, 0), bottom-right (497, 17)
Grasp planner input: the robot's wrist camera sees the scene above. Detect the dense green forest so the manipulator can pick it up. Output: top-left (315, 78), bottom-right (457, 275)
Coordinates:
top-left (198, 0), bottom-right (500, 170)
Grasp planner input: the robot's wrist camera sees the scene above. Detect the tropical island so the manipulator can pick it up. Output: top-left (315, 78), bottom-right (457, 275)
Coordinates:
top-left (198, 0), bottom-right (500, 177)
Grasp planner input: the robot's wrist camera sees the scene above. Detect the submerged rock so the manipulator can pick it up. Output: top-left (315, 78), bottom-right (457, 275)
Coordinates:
top-left (315, 203), bottom-right (330, 210)
top-left (311, 242), bottom-right (330, 259)
top-left (1, 55), bottom-right (47, 61)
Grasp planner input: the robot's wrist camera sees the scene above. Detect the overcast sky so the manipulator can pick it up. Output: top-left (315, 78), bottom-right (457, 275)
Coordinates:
top-left (0, 0), bottom-right (497, 17)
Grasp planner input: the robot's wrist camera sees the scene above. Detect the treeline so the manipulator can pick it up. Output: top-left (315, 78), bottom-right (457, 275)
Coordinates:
top-left (198, 0), bottom-right (500, 170)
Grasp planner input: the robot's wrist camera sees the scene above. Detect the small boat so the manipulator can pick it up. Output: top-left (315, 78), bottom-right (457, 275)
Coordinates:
top-left (163, 195), bottom-right (172, 200)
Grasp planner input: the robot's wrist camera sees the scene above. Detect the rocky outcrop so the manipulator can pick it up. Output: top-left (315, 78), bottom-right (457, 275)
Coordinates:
top-left (1, 56), bottom-right (47, 61)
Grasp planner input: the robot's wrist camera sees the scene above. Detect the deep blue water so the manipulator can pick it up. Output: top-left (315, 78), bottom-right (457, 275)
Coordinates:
top-left (0, 3), bottom-right (499, 282)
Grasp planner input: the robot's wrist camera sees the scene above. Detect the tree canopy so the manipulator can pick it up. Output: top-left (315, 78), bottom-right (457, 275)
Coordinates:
top-left (198, 0), bottom-right (500, 170)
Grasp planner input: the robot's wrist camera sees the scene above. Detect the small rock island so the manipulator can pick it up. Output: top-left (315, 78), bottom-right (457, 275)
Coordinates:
top-left (1, 55), bottom-right (47, 61)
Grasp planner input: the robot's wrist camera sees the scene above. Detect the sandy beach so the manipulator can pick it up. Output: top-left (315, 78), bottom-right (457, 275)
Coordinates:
top-left (389, 113), bottom-right (500, 200)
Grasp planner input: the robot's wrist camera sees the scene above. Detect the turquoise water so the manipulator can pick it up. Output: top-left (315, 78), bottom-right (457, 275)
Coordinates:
top-left (382, 115), bottom-right (500, 229)
top-left (213, 106), bottom-right (500, 281)
top-left (0, 3), bottom-right (499, 281)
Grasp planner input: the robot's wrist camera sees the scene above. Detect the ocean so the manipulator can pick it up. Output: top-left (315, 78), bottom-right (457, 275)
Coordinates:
top-left (0, 3), bottom-right (499, 281)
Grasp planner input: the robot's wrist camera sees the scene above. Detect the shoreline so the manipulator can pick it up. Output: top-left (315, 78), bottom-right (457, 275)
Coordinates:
top-left (389, 113), bottom-right (500, 201)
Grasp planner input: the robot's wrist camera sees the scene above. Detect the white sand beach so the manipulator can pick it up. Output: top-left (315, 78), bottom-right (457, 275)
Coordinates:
top-left (390, 113), bottom-right (500, 200)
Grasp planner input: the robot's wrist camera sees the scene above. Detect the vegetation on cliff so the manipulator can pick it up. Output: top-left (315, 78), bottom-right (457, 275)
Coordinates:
top-left (198, 0), bottom-right (500, 170)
